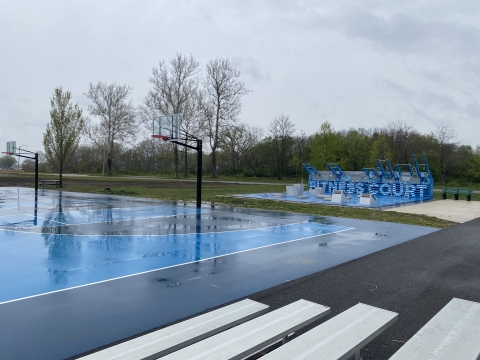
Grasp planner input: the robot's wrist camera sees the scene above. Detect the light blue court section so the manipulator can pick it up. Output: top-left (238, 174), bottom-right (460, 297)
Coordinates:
top-left (0, 222), bottom-right (348, 303)
top-left (0, 206), bottom-right (202, 228)
top-left (237, 192), bottom-right (431, 208)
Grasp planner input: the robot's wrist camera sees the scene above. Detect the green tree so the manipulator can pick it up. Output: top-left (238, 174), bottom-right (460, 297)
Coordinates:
top-left (43, 87), bottom-right (84, 187)
top-left (309, 121), bottom-right (341, 169)
top-left (0, 155), bottom-right (17, 168)
top-left (369, 134), bottom-right (392, 166)
top-left (339, 129), bottom-right (371, 170)
top-left (465, 148), bottom-right (480, 183)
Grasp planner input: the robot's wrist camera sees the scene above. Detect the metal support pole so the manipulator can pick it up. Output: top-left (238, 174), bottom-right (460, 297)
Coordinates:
top-left (196, 139), bottom-right (202, 209)
top-left (34, 152), bottom-right (38, 194)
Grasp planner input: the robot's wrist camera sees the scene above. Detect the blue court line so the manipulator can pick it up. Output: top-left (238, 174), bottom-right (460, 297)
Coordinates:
top-left (0, 222), bottom-right (349, 303)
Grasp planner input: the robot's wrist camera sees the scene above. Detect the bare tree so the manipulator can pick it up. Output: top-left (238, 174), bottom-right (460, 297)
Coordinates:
top-left (43, 87), bottom-right (84, 187)
top-left (432, 123), bottom-right (457, 185)
top-left (84, 82), bottom-right (137, 175)
top-left (219, 123), bottom-right (263, 169)
top-left (268, 114), bottom-right (296, 180)
top-left (142, 53), bottom-right (200, 178)
top-left (198, 58), bottom-right (250, 178)
top-left (385, 120), bottom-right (416, 163)
top-left (290, 131), bottom-right (310, 181)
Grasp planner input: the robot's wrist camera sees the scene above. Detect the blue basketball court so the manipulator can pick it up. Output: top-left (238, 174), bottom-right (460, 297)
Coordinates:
top-left (0, 187), bottom-right (437, 359)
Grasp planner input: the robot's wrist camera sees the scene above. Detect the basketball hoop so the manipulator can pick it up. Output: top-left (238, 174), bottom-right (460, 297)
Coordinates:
top-left (1, 152), bottom-right (14, 155)
top-left (152, 114), bottom-right (181, 142)
top-left (151, 134), bottom-right (169, 141)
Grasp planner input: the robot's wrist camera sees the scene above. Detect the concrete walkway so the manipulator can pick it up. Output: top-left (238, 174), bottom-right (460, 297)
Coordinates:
top-left (386, 199), bottom-right (480, 223)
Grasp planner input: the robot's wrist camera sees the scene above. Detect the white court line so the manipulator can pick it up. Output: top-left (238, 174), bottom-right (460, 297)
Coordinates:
top-left (0, 227), bottom-right (353, 306)
top-left (0, 220), bottom-right (327, 237)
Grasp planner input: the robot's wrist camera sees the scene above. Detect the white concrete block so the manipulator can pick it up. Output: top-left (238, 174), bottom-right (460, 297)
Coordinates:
top-left (359, 193), bottom-right (377, 205)
top-left (294, 184), bottom-right (305, 196)
top-left (331, 190), bottom-right (347, 203)
top-left (286, 186), bottom-right (297, 196)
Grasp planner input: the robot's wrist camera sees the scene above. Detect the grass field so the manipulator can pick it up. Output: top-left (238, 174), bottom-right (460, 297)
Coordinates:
top-left (0, 173), bottom-right (461, 228)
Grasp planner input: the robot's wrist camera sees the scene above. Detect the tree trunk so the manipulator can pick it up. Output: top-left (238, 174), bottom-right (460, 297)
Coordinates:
top-left (184, 145), bottom-right (188, 177)
top-left (211, 149), bottom-right (217, 178)
top-left (107, 158), bottom-right (112, 175)
top-left (59, 165), bottom-right (63, 188)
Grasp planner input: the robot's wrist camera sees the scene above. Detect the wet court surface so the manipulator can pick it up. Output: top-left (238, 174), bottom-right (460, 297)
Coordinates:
top-left (0, 187), bottom-right (436, 359)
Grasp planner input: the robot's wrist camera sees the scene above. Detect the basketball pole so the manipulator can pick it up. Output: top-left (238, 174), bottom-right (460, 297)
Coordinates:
top-left (152, 114), bottom-right (202, 209)
top-left (196, 139), bottom-right (202, 209)
top-left (4, 144), bottom-right (39, 194)
top-left (35, 152), bottom-right (38, 193)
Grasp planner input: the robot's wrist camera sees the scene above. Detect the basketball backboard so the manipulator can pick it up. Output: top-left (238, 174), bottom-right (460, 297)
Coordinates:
top-left (6, 141), bottom-right (16, 155)
top-left (152, 114), bottom-right (181, 141)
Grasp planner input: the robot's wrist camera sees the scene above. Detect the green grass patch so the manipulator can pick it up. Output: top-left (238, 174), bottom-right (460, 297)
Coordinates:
top-left (62, 183), bottom-right (456, 229)
top-left (9, 173), bottom-right (459, 229)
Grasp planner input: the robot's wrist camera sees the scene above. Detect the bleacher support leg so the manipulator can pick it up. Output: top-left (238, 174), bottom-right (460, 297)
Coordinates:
top-left (355, 349), bottom-right (361, 360)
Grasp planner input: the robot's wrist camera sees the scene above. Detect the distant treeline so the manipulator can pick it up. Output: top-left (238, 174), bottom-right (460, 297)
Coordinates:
top-left (21, 119), bottom-right (479, 186)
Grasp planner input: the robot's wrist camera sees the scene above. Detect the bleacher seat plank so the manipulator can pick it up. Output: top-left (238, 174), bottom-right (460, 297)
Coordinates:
top-left (389, 298), bottom-right (480, 360)
top-left (262, 303), bottom-right (398, 360)
top-left (162, 299), bottom-right (330, 360)
top-left (80, 299), bottom-right (269, 360)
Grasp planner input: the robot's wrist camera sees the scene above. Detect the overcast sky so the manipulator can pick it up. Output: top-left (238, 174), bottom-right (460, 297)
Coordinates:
top-left (1, 0), bottom-right (479, 155)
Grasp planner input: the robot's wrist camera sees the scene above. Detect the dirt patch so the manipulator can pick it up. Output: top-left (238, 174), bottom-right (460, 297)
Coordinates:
top-left (0, 175), bottom-right (254, 189)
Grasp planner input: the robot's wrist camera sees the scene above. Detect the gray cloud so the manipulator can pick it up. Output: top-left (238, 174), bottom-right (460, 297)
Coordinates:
top-left (232, 56), bottom-right (271, 82)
